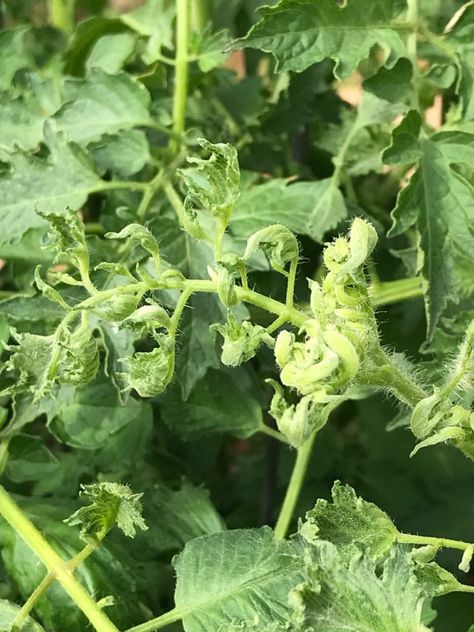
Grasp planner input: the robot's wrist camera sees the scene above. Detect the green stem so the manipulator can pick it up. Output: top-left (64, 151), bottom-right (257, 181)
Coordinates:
top-left (190, 0), bottom-right (209, 31)
top-left (398, 532), bottom-right (473, 552)
top-left (369, 277), bottom-right (423, 306)
top-left (125, 607), bottom-right (182, 632)
top-left (12, 573), bottom-right (56, 631)
top-left (406, 0), bottom-right (420, 110)
top-left (274, 431), bottom-right (318, 540)
top-left (259, 424), bottom-right (291, 445)
top-left (164, 182), bottom-right (186, 225)
top-left (285, 258), bottom-right (298, 310)
top-left (171, 0), bottom-right (190, 153)
top-left (360, 347), bottom-right (428, 408)
top-left (0, 487), bottom-right (119, 632)
top-left (169, 288), bottom-right (192, 337)
top-left (50, 0), bottom-right (74, 33)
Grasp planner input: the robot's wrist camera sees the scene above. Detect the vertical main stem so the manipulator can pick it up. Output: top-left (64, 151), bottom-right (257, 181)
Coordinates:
top-left (407, 0), bottom-right (419, 110)
top-left (190, 0), bottom-right (209, 31)
top-left (50, 0), bottom-right (74, 33)
top-left (171, 0), bottom-right (190, 153)
top-left (0, 488), bottom-right (119, 632)
top-left (274, 431), bottom-right (317, 540)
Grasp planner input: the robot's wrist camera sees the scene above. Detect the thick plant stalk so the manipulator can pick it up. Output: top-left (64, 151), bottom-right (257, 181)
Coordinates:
top-left (171, 0), bottom-right (190, 152)
top-left (0, 487), bottom-right (119, 632)
top-left (50, 0), bottom-right (75, 33)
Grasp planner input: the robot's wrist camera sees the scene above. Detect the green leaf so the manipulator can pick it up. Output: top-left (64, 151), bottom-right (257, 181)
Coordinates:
top-left (230, 178), bottom-right (346, 243)
top-left (0, 600), bottom-right (45, 632)
top-left (190, 27), bottom-right (230, 73)
top-left (363, 57), bottom-right (414, 104)
top-left (303, 481), bottom-right (399, 560)
top-left (91, 129), bottom-right (150, 177)
top-left (387, 126), bottom-right (474, 337)
top-left (173, 527), bottom-right (302, 632)
top-left (145, 482), bottom-right (225, 552)
top-left (0, 126), bottom-right (103, 244)
top-left (445, 4), bottom-right (474, 120)
top-left (121, 0), bottom-right (175, 65)
top-left (6, 434), bottom-right (58, 483)
top-left (65, 481), bottom-right (147, 540)
top-left (0, 28), bottom-right (32, 90)
top-left (48, 376), bottom-right (152, 450)
top-left (0, 92), bottom-right (45, 152)
top-left (54, 69), bottom-right (152, 145)
top-left (85, 32), bottom-right (136, 74)
top-left (160, 368), bottom-right (263, 439)
top-left (292, 542), bottom-right (431, 632)
top-left (239, 0), bottom-right (408, 78)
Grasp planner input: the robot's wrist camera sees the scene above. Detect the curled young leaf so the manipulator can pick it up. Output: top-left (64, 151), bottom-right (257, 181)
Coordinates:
top-left (179, 138), bottom-right (240, 224)
top-left (244, 224), bottom-right (299, 274)
top-left (105, 223), bottom-right (160, 261)
top-left (59, 315), bottom-right (100, 386)
top-left (324, 217), bottom-right (377, 277)
top-left (121, 334), bottom-right (175, 397)
top-left (65, 481), bottom-right (147, 541)
top-left (39, 209), bottom-right (89, 271)
top-left (120, 304), bottom-right (172, 335)
top-left (92, 292), bottom-right (141, 323)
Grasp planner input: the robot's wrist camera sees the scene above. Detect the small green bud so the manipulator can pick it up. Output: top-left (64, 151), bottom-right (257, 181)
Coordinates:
top-left (212, 313), bottom-right (273, 366)
top-left (121, 304), bottom-right (172, 333)
top-left (93, 292), bottom-right (141, 323)
top-left (274, 330), bottom-right (295, 368)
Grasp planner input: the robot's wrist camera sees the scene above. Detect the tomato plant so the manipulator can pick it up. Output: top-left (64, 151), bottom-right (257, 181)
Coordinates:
top-left (0, 0), bottom-right (474, 630)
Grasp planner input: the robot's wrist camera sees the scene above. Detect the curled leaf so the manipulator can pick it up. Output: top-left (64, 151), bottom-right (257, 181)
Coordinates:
top-left (244, 224), bottom-right (299, 274)
top-left (65, 481), bottom-right (147, 541)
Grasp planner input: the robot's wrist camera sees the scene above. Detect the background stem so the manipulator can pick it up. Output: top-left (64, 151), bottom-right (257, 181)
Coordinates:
top-left (50, 0), bottom-right (74, 33)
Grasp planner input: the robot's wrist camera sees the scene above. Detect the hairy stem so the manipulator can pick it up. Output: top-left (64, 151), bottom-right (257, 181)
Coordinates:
top-left (398, 532), bottom-right (474, 553)
top-left (171, 0), bottom-right (190, 152)
top-left (259, 424), bottom-right (291, 445)
top-left (0, 487), bottom-right (119, 632)
top-left (274, 430), bottom-right (318, 540)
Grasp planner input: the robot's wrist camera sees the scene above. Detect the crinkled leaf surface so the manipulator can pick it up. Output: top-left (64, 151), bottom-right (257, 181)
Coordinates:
top-left (0, 128), bottom-right (103, 244)
top-left (292, 542), bottom-right (430, 632)
top-left (304, 482), bottom-right (398, 560)
top-left (240, 0), bottom-right (408, 78)
top-left (174, 527), bottom-right (302, 632)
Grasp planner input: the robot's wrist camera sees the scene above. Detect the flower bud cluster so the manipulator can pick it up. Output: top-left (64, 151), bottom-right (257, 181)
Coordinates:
top-left (271, 219), bottom-right (379, 446)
